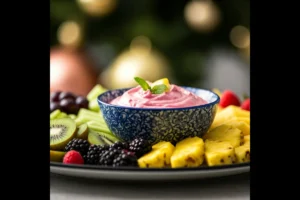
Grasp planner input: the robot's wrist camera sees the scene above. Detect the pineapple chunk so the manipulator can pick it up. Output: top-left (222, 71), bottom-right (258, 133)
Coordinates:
top-left (210, 106), bottom-right (250, 130)
top-left (228, 117), bottom-right (250, 126)
top-left (243, 135), bottom-right (250, 145)
top-left (235, 144), bottom-right (250, 163)
top-left (204, 140), bottom-right (236, 166)
top-left (170, 137), bottom-right (205, 168)
top-left (138, 141), bottom-right (175, 168)
top-left (216, 105), bottom-right (223, 113)
top-left (203, 124), bottom-right (243, 148)
top-left (223, 120), bottom-right (250, 136)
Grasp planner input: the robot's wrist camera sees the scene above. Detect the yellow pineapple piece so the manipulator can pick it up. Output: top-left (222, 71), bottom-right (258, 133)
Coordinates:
top-left (203, 124), bottom-right (243, 148)
top-left (204, 140), bottom-right (236, 166)
top-left (223, 120), bottom-right (250, 136)
top-left (210, 105), bottom-right (250, 130)
top-left (216, 105), bottom-right (223, 113)
top-left (229, 117), bottom-right (250, 125)
top-left (151, 78), bottom-right (171, 91)
top-left (170, 137), bottom-right (205, 168)
top-left (138, 141), bottom-right (175, 168)
top-left (243, 135), bottom-right (250, 145)
top-left (235, 144), bottom-right (250, 163)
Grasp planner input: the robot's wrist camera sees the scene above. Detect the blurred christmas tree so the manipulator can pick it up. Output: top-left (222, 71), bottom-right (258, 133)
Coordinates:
top-left (50, 0), bottom-right (249, 89)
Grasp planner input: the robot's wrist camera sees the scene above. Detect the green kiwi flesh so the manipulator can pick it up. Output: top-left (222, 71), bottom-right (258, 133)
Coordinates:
top-left (87, 130), bottom-right (106, 145)
top-left (50, 109), bottom-right (61, 120)
top-left (56, 112), bottom-right (68, 119)
top-left (68, 114), bottom-right (77, 120)
top-left (50, 150), bottom-right (66, 162)
top-left (76, 123), bottom-right (89, 139)
top-left (96, 130), bottom-right (120, 143)
top-left (50, 118), bottom-right (77, 150)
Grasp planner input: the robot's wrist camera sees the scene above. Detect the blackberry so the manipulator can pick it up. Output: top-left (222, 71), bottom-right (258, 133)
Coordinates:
top-left (112, 150), bottom-right (138, 167)
top-left (64, 138), bottom-right (90, 156)
top-left (84, 145), bottom-right (108, 165)
top-left (110, 141), bottom-right (129, 150)
top-left (98, 148), bottom-right (121, 166)
top-left (128, 138), bottom-right (151, 158)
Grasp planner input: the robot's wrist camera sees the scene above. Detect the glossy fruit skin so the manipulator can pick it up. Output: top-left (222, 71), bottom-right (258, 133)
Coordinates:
top-left (50, 91), bottom-right (61, 102)
top-left (219, 90), bottom-right (241, 108)
top-left (75, 96), bottom-right (89, 109)
top-left (63, 150), bottom-right (84, 164)
top-left (50, 102), bottom-right (61, 113)
top-left (240, 99), bottom-right (250, 111)
top-left (59, 98), bottom-right (80, 114)
top-left (59, 92), bottom-right (76, 101)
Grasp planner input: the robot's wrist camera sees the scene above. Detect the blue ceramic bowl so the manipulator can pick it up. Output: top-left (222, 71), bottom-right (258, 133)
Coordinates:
top-left (97, 87), bottom-right (220, 145)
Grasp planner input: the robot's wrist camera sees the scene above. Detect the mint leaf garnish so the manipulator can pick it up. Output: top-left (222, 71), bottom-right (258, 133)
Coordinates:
top-left (151, 84), bottom-right (167, 94)
top-left (134, 77), bottom-right (151, 91)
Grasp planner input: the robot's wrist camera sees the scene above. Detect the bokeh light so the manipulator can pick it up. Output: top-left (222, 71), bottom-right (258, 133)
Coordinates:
top-left (184, 0), bottom-right (221, 33)
top-left (129, 35), bottom-right (152, 54)
top-left (229, 25), bottom-right (250, 49)
top-left (57, 21), bottom-right (82, 48)
top-left (76, 0), bottom-right (117, 17)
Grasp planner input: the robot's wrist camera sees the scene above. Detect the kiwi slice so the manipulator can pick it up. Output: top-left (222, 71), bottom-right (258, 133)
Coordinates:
top-left (50, 118), bottom-right (77, 150)
top-left (96, 130), bottom-right (121, 143)
top-left (101, 137), bottom-right (114, 145)
top-left (50, 109), bottom-right (61, 120)
top-left (56, 112), bottom-right (68, 119)
top-left (50, 150), bottom-right (66, 162)
top-left (68, 114), bottom-right (77, 120)
top-left (87, 130), bottom-right (106, 145)
top-left (76, 123), bottom-right (89, 139)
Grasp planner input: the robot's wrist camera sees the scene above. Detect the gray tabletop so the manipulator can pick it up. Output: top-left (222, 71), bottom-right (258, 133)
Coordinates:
top-left (50, 172), bottom-right (250, 200)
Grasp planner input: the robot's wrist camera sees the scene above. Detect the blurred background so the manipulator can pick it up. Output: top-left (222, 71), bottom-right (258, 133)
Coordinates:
top-left (50, 0), bottom-right (250, 97)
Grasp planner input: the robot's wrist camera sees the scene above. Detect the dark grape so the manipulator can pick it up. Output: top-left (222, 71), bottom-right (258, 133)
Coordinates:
top-left (50, 102), bottom-right (61, 113)
top-left (58, 92), bottom-right (76, 101)
top-left (75, 96), bottom-right (89, 109)
top-left (50, 91), bottom-right (61, 102)
top-left (59, 98), bottom-right (80, 114)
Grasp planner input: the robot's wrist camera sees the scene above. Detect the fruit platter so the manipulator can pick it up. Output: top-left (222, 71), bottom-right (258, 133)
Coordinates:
top-left (50, 77), bottom-right (250, 180)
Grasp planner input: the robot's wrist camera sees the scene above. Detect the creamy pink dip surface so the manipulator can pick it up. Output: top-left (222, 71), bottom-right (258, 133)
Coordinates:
top-left (109, 84), bottom-right (208, 108)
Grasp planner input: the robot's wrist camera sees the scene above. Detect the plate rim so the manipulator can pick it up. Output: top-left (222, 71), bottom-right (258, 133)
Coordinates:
top-left (50, 161), bottom-right (250, 172)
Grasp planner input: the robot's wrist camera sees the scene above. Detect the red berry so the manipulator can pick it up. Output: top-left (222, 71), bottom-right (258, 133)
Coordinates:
top-left (241, 98), bottom-right (250, 111)
top-left (63, 150), bottom-right (84, 165)
top-left (219, 90), bottom-right (241, 108)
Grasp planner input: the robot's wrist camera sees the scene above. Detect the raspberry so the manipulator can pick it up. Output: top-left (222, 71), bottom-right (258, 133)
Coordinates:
top-left (219, 90), bottom-right (241, 108)
top-left (240, 98), bottom-right (250, 111)
top-left (63, 150), bottom-right (84, 165)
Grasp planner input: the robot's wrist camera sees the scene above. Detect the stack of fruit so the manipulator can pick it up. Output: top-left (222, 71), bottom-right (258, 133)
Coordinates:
top-left (138, 89), bottom-right (250, 168)
top-left (50, 85), bottom-right (250, 168)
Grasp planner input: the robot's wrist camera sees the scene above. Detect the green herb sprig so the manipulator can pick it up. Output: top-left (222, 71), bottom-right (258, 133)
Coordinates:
top-left (134, 77), bottom-right (167, 94)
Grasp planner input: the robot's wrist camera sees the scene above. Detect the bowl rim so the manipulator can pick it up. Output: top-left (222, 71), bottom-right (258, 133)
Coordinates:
top-left (97, 86), bottom-right (220, 111)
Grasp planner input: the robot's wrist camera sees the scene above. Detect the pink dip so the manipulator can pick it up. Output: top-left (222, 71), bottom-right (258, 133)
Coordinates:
top-left (109, 84), bottom-right (207, 108)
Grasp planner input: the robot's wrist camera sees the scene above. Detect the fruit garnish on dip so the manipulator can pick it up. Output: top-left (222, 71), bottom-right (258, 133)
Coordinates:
top-left (151, 78), bottom-right (171, 92)
top-left (109, 77), bottom-right (208, 108)
top-left (134, 77), bottom-right (169, 94)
